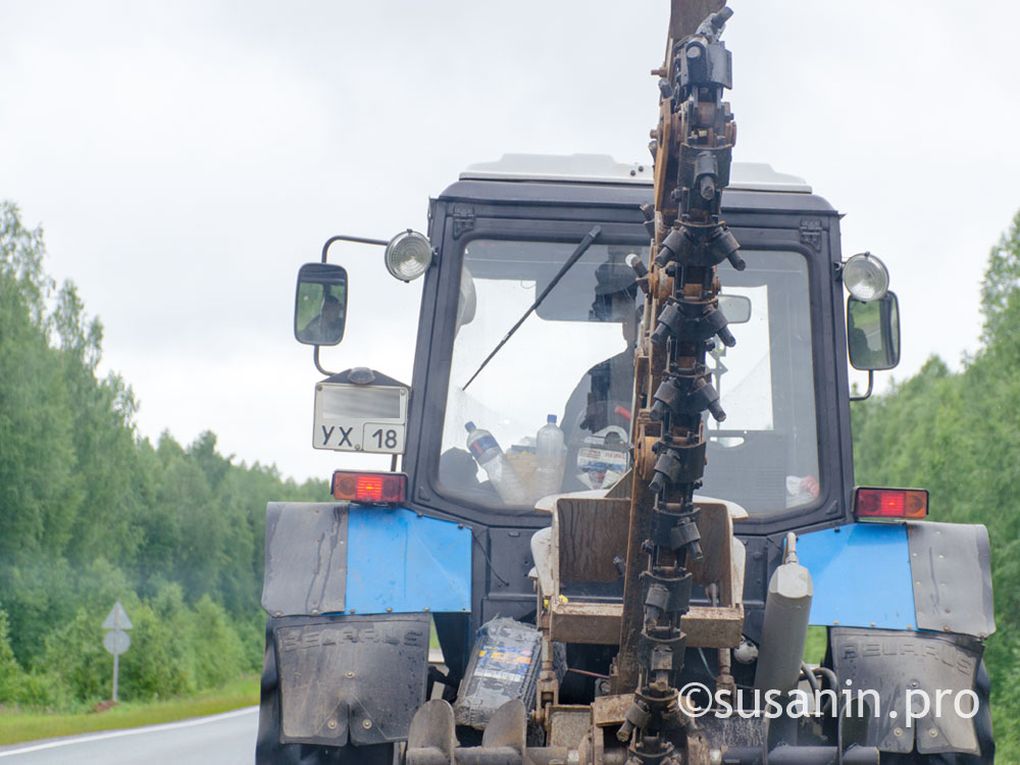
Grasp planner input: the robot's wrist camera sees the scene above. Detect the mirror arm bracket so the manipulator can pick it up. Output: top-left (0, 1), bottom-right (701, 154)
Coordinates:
top-left (313, 345), bottom-right (339, 378)
top-left (850, 369), bottom-right (874, 402)
top-left (321, 234), bottom-right (389, 263)
top-left (307, 234), bottom-right (386, 367)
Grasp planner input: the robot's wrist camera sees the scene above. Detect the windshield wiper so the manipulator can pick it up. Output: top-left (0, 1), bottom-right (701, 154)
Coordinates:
top-left (462, 225), bottom-right (602, 391)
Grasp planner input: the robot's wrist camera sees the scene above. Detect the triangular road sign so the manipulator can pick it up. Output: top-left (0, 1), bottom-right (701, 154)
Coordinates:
top-left (102, 600), bottom-right (133, 631)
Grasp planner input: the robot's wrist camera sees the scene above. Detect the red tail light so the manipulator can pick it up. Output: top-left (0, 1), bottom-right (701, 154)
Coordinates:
top-left (332, 471), bottom-right (407, 504)
top-left (854, 487), bottom-right (928, 520)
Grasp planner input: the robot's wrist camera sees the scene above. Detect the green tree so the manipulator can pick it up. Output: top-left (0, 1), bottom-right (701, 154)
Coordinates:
top-left (0, 609), bottom-right (25, 703)
top-left (0, 200), bottom-right (327, 710)
top-left (0, 203), bottom-right (77, 563)
top-left (118, 586), bottom-right (195, 700)
top-left (979, 209), bottom-right (1020, 345)
top-left (39, 608), bottom-right (110, 704)
top-left (190, 595), bottom-right (246, 688)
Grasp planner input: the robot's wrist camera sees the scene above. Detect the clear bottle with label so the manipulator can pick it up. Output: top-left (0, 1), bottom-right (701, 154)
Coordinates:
top-left (533, 414), bottom-right (566, 499)
top-left (465, 422), bottom-right (529, 505)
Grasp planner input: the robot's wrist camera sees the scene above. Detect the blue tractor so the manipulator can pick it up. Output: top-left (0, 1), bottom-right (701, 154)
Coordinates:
top-left (255, 155), bottom-right (994, 765)
top-left (256, 5), bottom-right (995, 764)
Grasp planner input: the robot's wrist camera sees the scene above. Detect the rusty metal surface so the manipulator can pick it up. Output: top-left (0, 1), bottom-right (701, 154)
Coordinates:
top-left (548, 706), bottom-right (592, 748)
top-left (616, 0), bottom-right (742, 701)
top-left (591, 694), bottom-right (633, 728)
top-left (407, 699), bottom-right (457, 765)
top-left (613, 3), bottom-right (745, 762)
top-left (555, 498), bottom-right (631, 586)
top-left (551, 600), bottom-right (742, 648)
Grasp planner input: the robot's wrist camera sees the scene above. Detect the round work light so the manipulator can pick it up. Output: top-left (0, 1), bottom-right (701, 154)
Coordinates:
top-left (843, 252), bottom-right (889, 301)
top-left (384, 230), bottom-right (433, 282)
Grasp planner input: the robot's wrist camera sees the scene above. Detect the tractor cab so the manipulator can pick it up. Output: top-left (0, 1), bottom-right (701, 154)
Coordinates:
top-left (298, 154), bottom-right (895, 534)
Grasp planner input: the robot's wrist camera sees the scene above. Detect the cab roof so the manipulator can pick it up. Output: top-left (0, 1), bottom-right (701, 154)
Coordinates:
top-left (460, 153), bottom-right (811, 192)
top-left (438, 153), bottom-right (836, 214)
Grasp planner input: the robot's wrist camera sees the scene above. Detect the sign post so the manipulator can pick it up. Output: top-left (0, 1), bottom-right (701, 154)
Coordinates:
top-left (101, 601), bottom-right (132, 703)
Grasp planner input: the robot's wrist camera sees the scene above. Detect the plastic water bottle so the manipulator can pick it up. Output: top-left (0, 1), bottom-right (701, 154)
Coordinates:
top-left (534, 415), bottom-right (566, 499)
top-left (465, 422), bottom-right (528, 505)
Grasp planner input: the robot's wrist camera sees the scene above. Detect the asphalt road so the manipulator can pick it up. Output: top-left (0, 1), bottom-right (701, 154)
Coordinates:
top-left (0, 706), bottom-right (257, 764)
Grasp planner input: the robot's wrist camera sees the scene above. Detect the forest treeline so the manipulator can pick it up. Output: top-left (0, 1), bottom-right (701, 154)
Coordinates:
top-left (0, 201), bottom-right (326, 708)
top-left (853, 209), bottom-right (1020, 759)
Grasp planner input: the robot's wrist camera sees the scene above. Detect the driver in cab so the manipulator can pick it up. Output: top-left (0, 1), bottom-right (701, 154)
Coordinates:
top-left (560, 258), bottom-right (640, 492)
top-left (299, 294), bottom-right (344, 344)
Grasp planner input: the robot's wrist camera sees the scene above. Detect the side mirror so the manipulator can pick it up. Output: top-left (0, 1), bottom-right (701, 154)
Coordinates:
top-left (294, 263), bottom-right (348, 346)
top-left (847, 292), bottom-right (900, 371)
top-left (718, 294), bottom-right (752, 324)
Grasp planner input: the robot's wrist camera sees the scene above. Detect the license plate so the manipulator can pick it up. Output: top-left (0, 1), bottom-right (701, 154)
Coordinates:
top-left (312, 382), bottom-right (409, 454)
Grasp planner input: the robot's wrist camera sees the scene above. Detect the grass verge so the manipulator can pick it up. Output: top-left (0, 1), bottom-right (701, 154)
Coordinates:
top-left (0, 675), bottom-right (259, 747)
top-left (803, 625), bottom-right (828, 665)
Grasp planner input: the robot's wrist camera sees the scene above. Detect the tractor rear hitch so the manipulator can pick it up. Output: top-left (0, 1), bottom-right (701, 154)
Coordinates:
top-left (405, 699), bottom-right (880, 765)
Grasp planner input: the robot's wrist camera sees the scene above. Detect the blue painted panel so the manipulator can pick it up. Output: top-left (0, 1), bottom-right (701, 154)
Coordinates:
top-left (344, 506), bottom-right (472, 615)
top-left (797, 523), bottom-right (916, 631)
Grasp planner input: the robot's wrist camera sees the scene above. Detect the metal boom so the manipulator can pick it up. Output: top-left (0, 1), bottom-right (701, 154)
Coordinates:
top-left (615, 2), bottom-right (742, 764)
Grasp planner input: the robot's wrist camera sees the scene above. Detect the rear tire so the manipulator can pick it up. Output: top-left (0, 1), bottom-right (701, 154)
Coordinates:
top-left (256, 628), bottom-right (396, 765)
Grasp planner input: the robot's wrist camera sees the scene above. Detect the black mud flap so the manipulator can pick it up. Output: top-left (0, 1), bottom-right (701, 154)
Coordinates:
top-left (906, 521), bottom-right (996, 639)
top-left (260, 613), bottom-right (430, 751)
top-left (830, 627), bottom-right (984, 756)
top-left (262, 502), bottom-right (349, 618)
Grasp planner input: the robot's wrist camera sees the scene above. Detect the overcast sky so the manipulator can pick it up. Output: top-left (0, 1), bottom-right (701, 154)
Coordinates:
top-left (2, 1), bottom-right (1018, 482)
